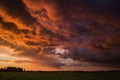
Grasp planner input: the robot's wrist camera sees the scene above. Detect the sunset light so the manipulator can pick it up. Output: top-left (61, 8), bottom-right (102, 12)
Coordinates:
top-left (0, 0), bottom-right (120, 71)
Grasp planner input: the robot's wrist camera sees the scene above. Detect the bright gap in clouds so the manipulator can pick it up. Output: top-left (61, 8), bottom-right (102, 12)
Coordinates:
top-left (53, 46), bottom-right (69, 55)
top-left (0, 54), bottom-right (31, 61)
top-left (0, 47), bottom-right (31, 62)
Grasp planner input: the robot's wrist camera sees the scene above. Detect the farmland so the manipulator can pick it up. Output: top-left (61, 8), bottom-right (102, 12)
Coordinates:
top-left (0, 71), bottom-right (120, 80)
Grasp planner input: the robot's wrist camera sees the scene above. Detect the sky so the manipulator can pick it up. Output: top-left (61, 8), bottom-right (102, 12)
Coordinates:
top-left (0, 0), bottom-right (120, 71)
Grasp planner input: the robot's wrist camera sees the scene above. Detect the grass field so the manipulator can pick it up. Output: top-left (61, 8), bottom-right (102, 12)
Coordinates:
top-left (0, 71), bottom-right (120, 80)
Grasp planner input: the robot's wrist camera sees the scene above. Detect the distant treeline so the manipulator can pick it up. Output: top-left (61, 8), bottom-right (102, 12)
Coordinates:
top-left (0, 67), bottom-right (120, 72)
top-left (0, 67), bottom-right (24, 72)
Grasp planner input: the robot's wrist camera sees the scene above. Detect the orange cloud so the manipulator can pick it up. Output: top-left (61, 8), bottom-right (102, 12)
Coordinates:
top-left (0, 0), bottom-right (120, 71)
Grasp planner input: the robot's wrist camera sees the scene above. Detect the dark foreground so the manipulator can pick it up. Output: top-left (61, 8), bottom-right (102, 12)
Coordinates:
top-left (0, 71), bottom-right (120, 80)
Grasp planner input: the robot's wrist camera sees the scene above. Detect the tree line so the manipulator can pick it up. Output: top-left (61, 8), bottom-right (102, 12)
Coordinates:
top-left (0, 67), bottom-right (24, 72)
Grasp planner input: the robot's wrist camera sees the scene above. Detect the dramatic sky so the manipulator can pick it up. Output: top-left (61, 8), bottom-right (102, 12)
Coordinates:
top-left (0, 0), bottom-right (120, 71)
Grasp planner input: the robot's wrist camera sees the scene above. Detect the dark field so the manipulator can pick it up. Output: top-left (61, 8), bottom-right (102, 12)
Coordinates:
top-left (0, 71), bottom-right (120, 80)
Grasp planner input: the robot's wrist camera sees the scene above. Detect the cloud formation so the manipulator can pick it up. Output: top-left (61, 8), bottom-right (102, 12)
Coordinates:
top-left (0, 0), bottom-right (120, 71)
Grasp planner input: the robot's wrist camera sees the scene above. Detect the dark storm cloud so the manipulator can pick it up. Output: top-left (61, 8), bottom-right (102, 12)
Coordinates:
top-left (37, 0), bottom-right (120, 21)
top-left (60, 47), bottom-right (120, 67)
top-left (40, 27), bottom-right (68, 42)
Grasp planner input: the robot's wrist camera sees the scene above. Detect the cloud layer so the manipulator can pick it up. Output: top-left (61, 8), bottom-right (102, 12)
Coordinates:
top-left (0, 0), bottom-right (120, 71)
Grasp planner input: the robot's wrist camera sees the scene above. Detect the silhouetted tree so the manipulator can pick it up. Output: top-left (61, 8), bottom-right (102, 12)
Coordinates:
top-left (0, 67), bottom-right (23, 72)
